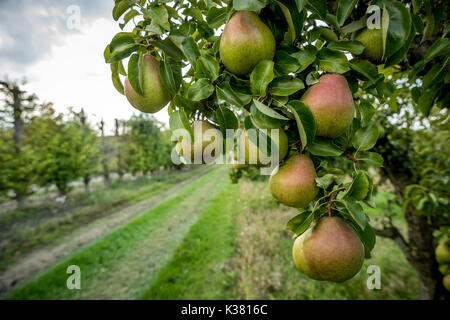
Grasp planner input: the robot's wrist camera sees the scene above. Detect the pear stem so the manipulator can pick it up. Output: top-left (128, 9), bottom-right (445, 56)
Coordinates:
top-left (326, 187), bottom-right (345, 217)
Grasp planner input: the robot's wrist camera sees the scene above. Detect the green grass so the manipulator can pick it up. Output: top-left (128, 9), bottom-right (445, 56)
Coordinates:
top-left (0, 167), bottom-right (209, 271)
top-left (140, 181), bottom-right (240, 300)
top-left (5, 167), bottom-right (224, 300)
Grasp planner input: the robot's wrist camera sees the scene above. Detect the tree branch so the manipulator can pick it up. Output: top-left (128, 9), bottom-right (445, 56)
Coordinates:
top-left (373, 224), bottom-right (410, 257)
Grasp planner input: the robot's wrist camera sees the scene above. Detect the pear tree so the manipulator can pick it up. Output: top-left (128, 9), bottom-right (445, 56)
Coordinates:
top-left (105, 0), bottom-right (449, 299)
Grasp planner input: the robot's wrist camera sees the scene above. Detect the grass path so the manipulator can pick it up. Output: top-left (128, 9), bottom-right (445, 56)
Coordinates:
top-left (5, 167), bottom-right (227, 299)
top-left (140, 181), bottom-right (240, 299)
top-left (0, 167), bottom-right (212, 296)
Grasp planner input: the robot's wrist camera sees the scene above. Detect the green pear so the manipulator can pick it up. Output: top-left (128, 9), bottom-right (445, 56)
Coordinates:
top-left (220, 11), bottom-right (276, 75)
top-left (293, 217), bottom-right (365, 282)
top-left (354, 28), bottom-right (383, 64)
top-left (301, 74), bottom-right (355, 138)
top-left (444, 275), bottom-right (450, 291)
top-left (124, 54), bottom-right (172, 113)
top-left (180, 120), bottom-right (221, 164)
top-left (439, 264), bottom-right (449, 275)
top-left (269, 154), bottom-right (318, 208)
top-left (436, 243), bottom-right (450, 264)
top-left (238, 128), bottom-right (288, 166)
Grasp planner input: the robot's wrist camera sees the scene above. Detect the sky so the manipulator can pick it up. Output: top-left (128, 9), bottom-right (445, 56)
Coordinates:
top-left (0, 0), bottom-right (170, 134)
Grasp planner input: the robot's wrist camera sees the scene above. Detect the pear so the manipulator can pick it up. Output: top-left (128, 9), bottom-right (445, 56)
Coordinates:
top-left (180, 120), bottom-right (221, 164)
top-left (354, 28), bottom-right (383, 64)
top-left (301, 74), bottom-right (355, 138)
top-left (220, 11), bottom-right (276, 75)
top-left (124, 54), bottom-right (172, 113)
top-left (444, 275), bottom-right (450, 291)
top-left (436, 243), bottom-right (450, 264)
top-left (293, 217), bottom-right (365, 282)
top-left (239, 128), bottom-right (288, 166)
top-left (269, 154), bottom-right (318, 208)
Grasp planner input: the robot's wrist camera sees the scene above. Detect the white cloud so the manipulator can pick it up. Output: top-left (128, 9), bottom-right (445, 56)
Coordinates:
top-left (9, 17), bottom-right (169, 134)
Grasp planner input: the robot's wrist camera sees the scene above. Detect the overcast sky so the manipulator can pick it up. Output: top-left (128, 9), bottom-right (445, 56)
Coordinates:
top-left (0, 0), bottom-right (170, 134)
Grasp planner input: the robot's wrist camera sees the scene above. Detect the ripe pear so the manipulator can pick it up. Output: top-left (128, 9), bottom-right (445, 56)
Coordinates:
top-left (220, 11), bottom-right (276, 75)
top-left (301, 74), bottom-right (355, 138)
top-left (124, 54), bottom-right (172, 113)
top-left (354, 28), bottom-right (383, 64)
top-left (181, 120), bottom-right (221, 164)
top-left (444, 275), bottom-right (450, 291)
top-left (293, 217), bottom-right (365, 282)
top-left (239, 128), bottom-right (288, 166)
top-left (436, 243), bottom-right (450, 264)
top-left (269, 154), bottom-right (318, 208)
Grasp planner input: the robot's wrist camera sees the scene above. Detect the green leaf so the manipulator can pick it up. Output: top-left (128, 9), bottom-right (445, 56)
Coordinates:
top-left (253, 100), bottom-right (288, 120)
top-left (127, 53), bottom-right (143, 96)
top-left (215, 106), bottom-right (239, 136)
top-left (355, 152), bottom-right (384, 167)
top-left (336, 0), bottom-right (357, 26)
top-left (151, 37), bottom-right (184, 61)
top-left (233, 0), bottom-right (267, 11)
top-left (159, 59), bottom-right (181, 95)
top-left (195, 54), bottom-right (220, 81)
top-left (328, 41), bottom-right (365, 55)
top-left (181, 36), bottom-right (200, 65)
top-left (113, 0), bottom-right (131, 21)
top-left (216, 82), bottom-right (244, 107)
top-left (206, 7), bottom-right (227, 28)
top-left (144, 5), bottom-right (170, 31)
top-left (250, 60), bottom-right (274, 97)
top-left (173, 95), bottom-right (201, 113)
top-left (424, 38), bottom-right (450, 62)
top-left (250, 104), bottom-right (287, 129)
top-left (286, 211), bottom-right (314, 236)
top-left (269, 76), bottom-right (305, 96)
top-left (295, 0), bottom-right (306, 12)
top-left (123, 9), bottom-right (140, 28)
top-left (106, 33), bottom-right (139, 63)
top-left (275, 51), bottom-right (301, 74)
top-left (344, 199), bottom-right (367, 230)
top-left (422, 60), bottom-right (448, 90)
top-left (384, 20), bottom-right (416, 68)
top-left (276, 1), bottom-right (296, 44)
top-left (382, 0), bottom-right (412, 59)
top-left (290, 49), bottom-right (316, 72)
top-left (345, 171), bottom-right (370, 201)
top-left (418, 86), bottom-right (439, 117)
top-left (110, 62), bottom-right (124, 95)
top-left (357, 99), bottom-right (376, 127)
top-left (286, 101), bottom-right (316, 150)
top-left (187, 79), bottom-right (215, 101)
top-left (317, 48), bottom-right (349, 74)
top-left (352, 123), bottom-right (379, 151)
top-left (306, 0), bottom-right (327, 20)
top-left (349, 59), bottom-right (379, 81)
top-left (308, 137), bottom-right (343, 156)
top-left (169, 109), bottom-right (193, 141)
top-left (361, 223), bottom-right (376, 252)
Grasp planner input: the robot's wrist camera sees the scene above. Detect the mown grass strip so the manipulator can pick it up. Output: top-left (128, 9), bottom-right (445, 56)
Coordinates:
top-left (5, 167), bottom-right (223, 300)
top-left (140, 181), bottom-right (240, 300)
top-left (0, 167), bottom-right (211, 272)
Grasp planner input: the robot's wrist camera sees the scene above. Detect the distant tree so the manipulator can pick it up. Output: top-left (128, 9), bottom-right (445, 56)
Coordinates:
top-left (0, 80), bottom-right (40, 208)
top-left (126, 115), bottom-right (173, 176)
top-left (98, 119), bottom-right (112, 187)
top-left (72, 108), bottom-right (100, 192)
top-left (28, 105), bottom-right (90, 196)
top-left (115, 118), bottom-right (128, 181)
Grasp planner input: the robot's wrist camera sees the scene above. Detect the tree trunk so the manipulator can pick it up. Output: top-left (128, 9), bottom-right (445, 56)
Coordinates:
top-left (402, 205), bottom-right (448, 300)
top-left (378, 139), bottom-right (448, 300)
top-left (16, 194), bottom-right (27, 210)
top-left (84, 175), bottom-right (90, 192)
